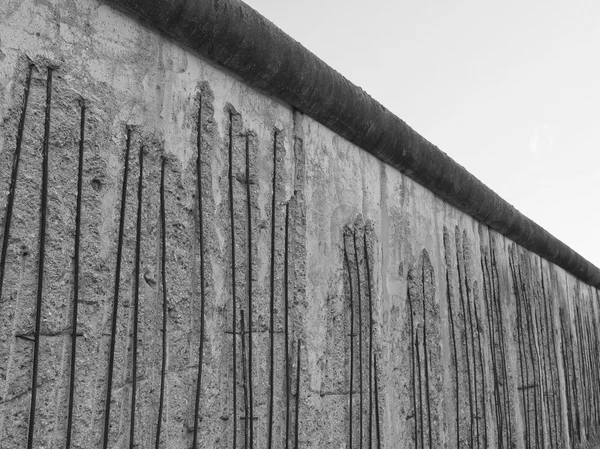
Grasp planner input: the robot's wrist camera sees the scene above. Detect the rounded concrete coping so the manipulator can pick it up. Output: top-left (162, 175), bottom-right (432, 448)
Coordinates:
top-left (105, 0), bottom-right (600, 288)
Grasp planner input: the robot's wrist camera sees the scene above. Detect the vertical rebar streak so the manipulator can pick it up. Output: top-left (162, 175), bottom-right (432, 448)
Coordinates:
top-left (192, 99), bottom-right (207, 449)
top-left (593, 318), bottom-right (600, 424)
top-left (374, 354), bottom-right (382, 449)
top-left (456, 233), bottom-right (474, 449)
top-left (560, 314), bottom-right (574, 447)
top-left (343, 235), bottom-right (354, 449)
top-left (241, 310), bottom-right (249, 449)
top-left (456, 247), bottom-right (477, 448)
top-left (535, 311), bottom-right (550, 448)
top-left (463, 262), bottom-right (480, 449)
top-left (245, 134), bottom-right (254, 449)
top-left (66, 99), bottom-right (85, 449)
top-left (363, 232), bottom-right (374, 449)
top-left (592, 318), bottom-right (599, 425)
top-left (446, 256), bottom-right (460, 448)
top-left (575, 308), bottom-right (588, 433)
top-left (517, 261), bottom-right (540, 448)
top-left (284, 202), bottom-right (291, 449)
top-left (492, 250), bottom-right (512, 448)
top-left (568, 313), bottom-right (581, 443)
top-left (228, 112), bottom-right (238, 449)
top-left (517, 263), bottom-right (544, 447)
top-left (267, 130), bottom-right (278, 449)
top-left (584, 319), bottom-right (598, 426)
top-left (421, 262), bottom-right (432, 448)
top-left (155, 157), bottom-right (168, 449)
top-left (102, 126), bottom-right (132, 449)
top-left (407, 283), bottom-right (418, 448)
top-left (569, 312), bottom-right (579, 445)
top-left (129, 144), bottom-right (144, 449)
top-left (294, 340), bottom-right (301, 449)
top-left (0, 63), bottom-right (33, 303)
top-left (489, 240), bottom-right (513, 446)
top-left (567, 309), bottom-right (577, 446)
top-left (585, 314), bottom-right (592, 430)
top-left (481, 254), bottom-right (502, 448)
top-left (590, 300), bottom-right (600, 424)
top-left (474, 299), bottom-right (487, 446)
top-left (580, 309), bottom-right (590, 431)
top-left (27, 66), bottom-right (52, 449)
top-left (509, 252), bottom-right (529, 448)
top-left (415, 333), bottom-right (424, 449)
top-left (582, 314), bottom-right (594, 430)
top-left (352, 231), bottom-right (363, 449)
top-left (540, 262), bottom-right (559, 449)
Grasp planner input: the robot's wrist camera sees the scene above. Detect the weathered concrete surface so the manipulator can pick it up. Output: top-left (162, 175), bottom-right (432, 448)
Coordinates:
top-left (0, 1), bottom-right (599, 448)
top-left (105, 0), bottom-right (600, 289)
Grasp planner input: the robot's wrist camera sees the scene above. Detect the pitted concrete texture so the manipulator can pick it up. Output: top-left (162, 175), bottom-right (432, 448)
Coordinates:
top-left (0, 1), bottom-right (599, 448)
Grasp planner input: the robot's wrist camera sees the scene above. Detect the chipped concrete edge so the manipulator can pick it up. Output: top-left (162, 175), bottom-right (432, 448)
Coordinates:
top-left (103, 0), bottom-right (600, 288)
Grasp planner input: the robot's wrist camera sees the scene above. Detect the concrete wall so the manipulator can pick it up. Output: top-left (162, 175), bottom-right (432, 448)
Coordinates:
top-left (0, 1), bottom-right (599, 448)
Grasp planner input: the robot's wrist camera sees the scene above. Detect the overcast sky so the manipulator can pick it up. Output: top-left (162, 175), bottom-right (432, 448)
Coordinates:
top-left (243, 0), bottom-right (600, 268)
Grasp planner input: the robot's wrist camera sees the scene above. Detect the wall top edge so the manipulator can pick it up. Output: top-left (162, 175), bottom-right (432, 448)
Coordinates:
top-left (103, 0), bottom-right (600, 288)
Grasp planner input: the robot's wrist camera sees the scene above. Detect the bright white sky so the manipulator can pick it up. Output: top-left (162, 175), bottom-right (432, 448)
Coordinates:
top-left (243, 0), bottom-right (600, 268)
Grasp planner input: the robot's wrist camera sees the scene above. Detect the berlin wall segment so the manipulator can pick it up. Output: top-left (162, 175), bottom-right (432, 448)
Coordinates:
top-left (0, 0), bottom-right (599, 448)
